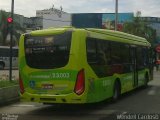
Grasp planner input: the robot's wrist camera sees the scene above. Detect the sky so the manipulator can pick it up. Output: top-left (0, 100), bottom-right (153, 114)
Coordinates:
top-left (0, 0), bottom-right (160, 17)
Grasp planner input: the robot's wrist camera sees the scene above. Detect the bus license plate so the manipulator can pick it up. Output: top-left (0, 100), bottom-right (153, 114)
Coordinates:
top-left (42, 84), bottom-right (53, 89)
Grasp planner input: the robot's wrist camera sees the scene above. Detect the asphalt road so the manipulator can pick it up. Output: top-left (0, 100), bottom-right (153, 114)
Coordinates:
top-left (0, 70), bottom-right (160, 120)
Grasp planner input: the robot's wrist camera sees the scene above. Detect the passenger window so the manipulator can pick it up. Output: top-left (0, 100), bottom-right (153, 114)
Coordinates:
top-left (86, 38), bottom-right (97, 64)
top-left (86, 37), bottom-right (111, 77)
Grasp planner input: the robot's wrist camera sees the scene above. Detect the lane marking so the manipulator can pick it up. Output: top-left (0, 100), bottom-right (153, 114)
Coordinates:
top-left (90, 109), bottom-right (116, 115)
top-left (121, 111), bottom-right (127, 115)
top-left (12, 104), bottom-right (36, 107)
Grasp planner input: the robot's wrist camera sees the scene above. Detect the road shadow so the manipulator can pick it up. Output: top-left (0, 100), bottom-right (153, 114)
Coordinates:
top-left (26, 84), bottom-right (159, 117)
top-left (107, 85), bottom-right (160, 113)
top-left (27, 101), bottom-right (110, 116)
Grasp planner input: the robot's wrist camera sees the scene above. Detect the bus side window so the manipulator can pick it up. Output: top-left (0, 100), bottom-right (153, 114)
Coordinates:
top-left (110, 42), bottom-right (122, 64)
top-left (86, 38), bottom-right (97, 64)
top-left (104, 42), bottom-right (111, 65)
top-left (120, 44), bottom-right (131, 73)
top-left (110, 42), bottom-right (132, 74)
top-left (87, 37), bottom-right (111, 77)
top-left (137, 47), bottom-right (145, 70)
top-left (97, 41), bottom-right (107, 65)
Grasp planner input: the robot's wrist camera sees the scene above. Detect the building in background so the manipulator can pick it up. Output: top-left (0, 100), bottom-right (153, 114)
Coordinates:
top-left (12, 14), bottom-right (42, 31)
top-left (72, 13), bottom-right (102, 28)
top-left (2, 9), bottom-right (160, 44)
top-left (43, 13), bottom-right (71, 29)
top-left (23, 17), bottom-right (32, 29)
top-left (102, 13), bottom-right (134, 31)
top-left (30, 17), bottom-right (43, 30)
top-left (36, 6), bottom-right (71, 29)
top-left (71, 13), bottom-right (134, 31)
top-left (36, 7), bottom-right (66, 17)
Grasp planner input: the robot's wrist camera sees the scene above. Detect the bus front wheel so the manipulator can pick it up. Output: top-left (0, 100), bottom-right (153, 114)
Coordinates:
top-left (112, 81), bottom-right (121, 102)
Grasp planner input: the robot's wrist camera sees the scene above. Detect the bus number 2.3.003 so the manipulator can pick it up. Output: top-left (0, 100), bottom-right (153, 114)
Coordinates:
top-left (52, 73), bottom-right (70, 78)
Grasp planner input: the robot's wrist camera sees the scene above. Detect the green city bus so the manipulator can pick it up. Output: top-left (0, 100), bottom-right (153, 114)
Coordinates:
top-left (18, 27), bottom-right (152, 104)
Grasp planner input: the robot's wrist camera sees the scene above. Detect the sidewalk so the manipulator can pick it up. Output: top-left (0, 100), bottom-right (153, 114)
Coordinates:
top-left (0, 70), bottom-right (18, 81)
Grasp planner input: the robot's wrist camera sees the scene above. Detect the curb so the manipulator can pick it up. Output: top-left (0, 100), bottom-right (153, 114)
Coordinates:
top-left (0, 85), bottom-right (20, 106)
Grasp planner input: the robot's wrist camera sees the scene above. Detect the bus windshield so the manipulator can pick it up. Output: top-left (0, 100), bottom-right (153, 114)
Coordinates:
top-left (24, 31), bottom-right (72, 69)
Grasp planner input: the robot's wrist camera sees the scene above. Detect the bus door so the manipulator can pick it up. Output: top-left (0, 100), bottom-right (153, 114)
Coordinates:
top-left (130, 47), bottom-right (138, 87)
top-left (149, 49), bottom-right (154, 80)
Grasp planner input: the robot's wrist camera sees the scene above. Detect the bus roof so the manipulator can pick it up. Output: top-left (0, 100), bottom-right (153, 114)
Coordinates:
top-left (29, 27), bottom-right (71, 36)
top-left (27, 27), bottom-right (151, 47)
top-left (85, 28), bottom-right (151, 47)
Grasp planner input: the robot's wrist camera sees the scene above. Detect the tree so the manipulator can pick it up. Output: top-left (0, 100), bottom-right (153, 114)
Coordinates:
top-left (122, 11), bottom-right (156, 45)
top-left (0, 10), bottom-right (9, 45)
top-left (0, 10), bottom-right (26, 46)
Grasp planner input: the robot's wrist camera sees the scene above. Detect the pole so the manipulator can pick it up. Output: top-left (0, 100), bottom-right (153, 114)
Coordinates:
top-left (9, 0), bottom-right (14, 81)
top-left (115, 0), bottom-right (118, 31)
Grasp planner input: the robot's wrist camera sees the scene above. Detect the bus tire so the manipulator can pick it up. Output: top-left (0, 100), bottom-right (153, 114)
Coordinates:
top-left (0, 62), bottom-right (4, 70)
top-left (112, 80), bottom-right (121, 102)
top-left (144, 73), bottom-right (149, 87)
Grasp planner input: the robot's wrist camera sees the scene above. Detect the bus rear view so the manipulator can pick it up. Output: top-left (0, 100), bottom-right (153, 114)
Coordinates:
top-left (19, 27), bottom-right (151, 104)
top-left (19, 28), bottom-right (87, 104)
